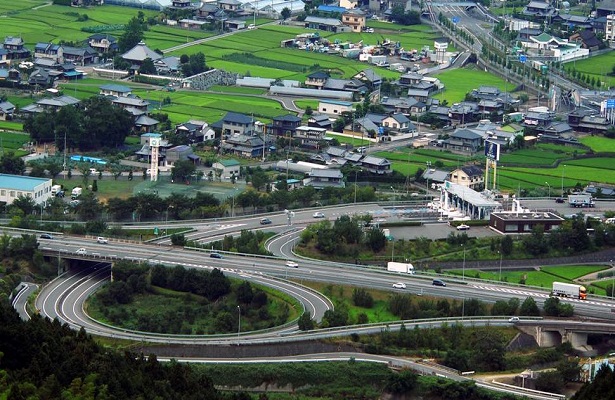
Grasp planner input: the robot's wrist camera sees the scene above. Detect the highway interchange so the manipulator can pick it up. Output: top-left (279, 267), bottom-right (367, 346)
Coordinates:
top-left (10, 200), bottom-right (615, 400)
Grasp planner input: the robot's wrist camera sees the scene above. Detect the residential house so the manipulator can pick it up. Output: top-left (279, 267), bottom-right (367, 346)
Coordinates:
top-left (341, 8), bottom-right (366, 33)
top-left (380, 97), bottom-right (418, 115)
top-left (304, 16), bottom-right (346, 32)
top-left (422, 168), bottom-right (449, 185)
top-left (323, 78), bottom-right (367, 97)
top-left (213, 112), bottom-right (255, 137)
top-left (308, 113), bottom-right (333, 129)
top-left (34, 43), bottom-right (63, 63)
top-left (87, 34), bottom-right (118, 54)
top-left (221, 134), bottom-right (264, 157)
top-left (523, 110), bottom-right (555, 130)
top-left (295, 126), bottom-right (327, 148)
top-left (305, 71), bottom-right (329, 89)
top-left (442, 129), bottom-right (483, 153)
top-left (218, 0), bottom-right (242, 13)
top-left (361, 155), bottom-right (392, 174)
top-left (382, 113), bottom-right (415, 134)
top-left (0, 101), bottom-right (15, 120)
top-left (303, 168), bottom-right (345, 188)
top-left (326, 146), bottom-right (348, 158)
top-left (522, 1), bottom-right (557, 18)
top-left (179, 19), bottom-right (208, 30)
top-left (568, 109), bottom-right (609, 134)
top-left (176, 120), bottom-right (216, 142)
top-left (225, 20), bottom-right (246, 31)
top-left (407, 88), bottom-right (430, 103)
top-left (197, 2), bottom-right (224, 19)
top-left (27, 69), bottom-right (56, 88)
top-left (354, 116), bottom-right (380, 137)
top-left (2, 36), bottom-right (30, 60)
top-left (154, 56), bottom-right (180, 75)
top-left (21, 95), bottom-right (80, 114)
top-left (272, 179), bottom-right (302, 191)
top-left (134, 115), bottom-right (160, 133)
top-left (62, 46), bottom-right (97, 66)
top-left (352, 69), bottom-right (382, 90)
top-left (100, 84), bottom-right (132, 98)
top-left (605, 14), bottom-right (615, 41)
top-left (318, 100), bottom-right (353, 116)
top-left (213, 159), bottom-right (241, 179)
top-left (428, 104), bottom-right (451, 123)
top-left (399, 72), bottom-right (423, 87)
top-left (569, 29), bottom-right (602, 51)
top-left (554, 14), bottom-right (592, 30)
top-left (111, 97), bottom-right (150, 115)
top-left (166, 145), bottom-right (200, 166)
top-left (268, 114), bottom-right (302, 137)
top-left (448, 102), bottom-right (479, 125)
top-left (449, 166), bottom-right (484, 190)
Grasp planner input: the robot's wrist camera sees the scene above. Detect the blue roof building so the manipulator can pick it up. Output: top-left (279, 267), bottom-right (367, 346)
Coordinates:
top-left (0, 174), bottom-right (53, 205)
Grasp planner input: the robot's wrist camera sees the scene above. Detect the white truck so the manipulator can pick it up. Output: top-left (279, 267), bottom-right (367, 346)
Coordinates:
top-left (552, 282), bottom-right (587, 300)
top-left (71, 187), bottom-right (83, 199)
top-left (387, 262), bottom-right (415, 274)
top-left (568, 194), bottom-right (594, 208)
top-left (51, 185), bottom-right (62, 195)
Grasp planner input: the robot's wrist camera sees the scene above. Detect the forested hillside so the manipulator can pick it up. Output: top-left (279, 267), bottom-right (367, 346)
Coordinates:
top-left (0, 300), bottom-right (224, 399)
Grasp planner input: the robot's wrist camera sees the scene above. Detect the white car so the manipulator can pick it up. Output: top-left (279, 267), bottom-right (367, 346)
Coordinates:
top-left (75, 248), bottom-right (87, 255)
top-left (392, 282), bottom-right (406, 289)
top-left (508, 316), bottom-right (520, 323)
top-left (89, 168), bottom-right (98, 174)
top-left (286, 261), bottom-right (299, 268)
top-left (96, 237), bottom-right (108, 244)
top-left (313, 212), bottom-right (325, 218)
top-left (456, 224), bottom-right (470, 231)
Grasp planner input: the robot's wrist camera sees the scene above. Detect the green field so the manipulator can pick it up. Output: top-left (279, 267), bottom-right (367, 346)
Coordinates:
top-left (448, 265), bottom-right (609, 294)
top-left (432, 66), bottom-right (515, 104)
top-left (567, 52), bottom-right (615, 89)
top-left (579, 136), bottom-right (615, 153)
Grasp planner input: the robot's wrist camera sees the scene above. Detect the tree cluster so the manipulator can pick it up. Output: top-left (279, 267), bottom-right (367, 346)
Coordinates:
top-left (180, 52), bottom-right (208, 77)
top-left (210, 230), bottom-right (272, 256)
top-left (24, 97), bottom-right (133, 151)
top-left (573, 363), bottom-right (615, 400)
top-left (300, 215), bottom-right (384, 258)
top-left (0, 298), bottom-right (226, 399)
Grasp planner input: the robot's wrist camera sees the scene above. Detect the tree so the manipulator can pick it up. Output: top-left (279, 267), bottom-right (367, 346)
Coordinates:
top-left (468, 329), bottom-right (506, 371)
top-left (385, 370), bottom-right (417, 394)
top-left (520, 296), bottom-right (540, 316)
top-left (501, 235), bottom-right (513, 255)
top-left (171, 160), bottom-right (196, 182)
top-left (333, 117), bottom-right (346, 132)
top-left (119, 16), bottom-right (145, 53)
top-left (10, 195), bottom-right (37, 216)
top-left (535, 371), bottom-right (564, 393)
top-left (0, 152), bottom-right (26, 175)
top-left (138, 58), bottom-right (156, 74)
top-left (81, 97), bottom-right (133, 150)
top-left (297, 311), bottom-right (315, 330)
top-left (365, 227), bottom-right (386, 252)
top-left (281, 7), bottom-right (291, 20)
top-left (543, 297), bottom-right (561, 316)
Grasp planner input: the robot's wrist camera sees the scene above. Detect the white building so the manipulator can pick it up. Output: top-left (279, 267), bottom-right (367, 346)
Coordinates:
top-left (0, 174), bottom-right (53, 206)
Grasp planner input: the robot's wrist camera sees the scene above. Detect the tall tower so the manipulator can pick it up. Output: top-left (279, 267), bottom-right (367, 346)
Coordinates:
top-left (149, 137), bottom-right (160, 182)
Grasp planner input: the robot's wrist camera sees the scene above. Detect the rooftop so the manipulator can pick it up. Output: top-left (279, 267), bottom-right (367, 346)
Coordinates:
top-left (0, 174), bottom-right (51, 191)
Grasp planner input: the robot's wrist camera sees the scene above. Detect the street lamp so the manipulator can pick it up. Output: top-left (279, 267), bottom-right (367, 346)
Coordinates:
top-left (462, 244), bottom-right (466, 281)
top-left (545, 182), bottom-right (551, 199)
top-left (426, 161), bottom-right (432, 196)
top-left (237, 305), bottom-right (241, 337)
top-left (561, 164), bottom-right (566, 195)
top-left (165, 205), bottom-right (174, 235)
top-left (611, 260), bottom-right (614, 300)
top-left (499, 251), bottom-right (503, 282)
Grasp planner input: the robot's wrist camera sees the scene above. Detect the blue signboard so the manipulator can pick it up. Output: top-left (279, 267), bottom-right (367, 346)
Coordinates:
top-left (484, 140), bottom-right (500, 161)
top-left (378, 126), bottom-right (385, 136)
top-left (519, 54), bottom-right (527, 63)
top-left (607, 99), bottom-right (615, 109)
top-left (452, 16), bottom-right (460, 24)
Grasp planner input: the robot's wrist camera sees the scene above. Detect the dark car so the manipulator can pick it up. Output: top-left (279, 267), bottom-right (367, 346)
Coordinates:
top-left (40, 233), bottom-right (53, 239)
top-left (210, 253), bottom-right (223, 259)
top-left (555, 198), bottom-right (565, 203)
top-left (432, 279), bottom-right (446, 287)
top-left (260, 218), bottom-right (272, 225)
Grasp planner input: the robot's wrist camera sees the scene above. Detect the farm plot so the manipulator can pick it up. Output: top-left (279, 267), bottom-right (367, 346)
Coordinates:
top-left (499, 148), bottom-right (567, 166)
top-left (432, 67), bottom-right (513, 104)
top-left (495, 163), bottom-right (614, 192)
top-left (580, 136), bottom-right (615, 153)
top-left (569, 52), bottom-right (615, 89)
top-left (541, 265), bottom-right (608, 281)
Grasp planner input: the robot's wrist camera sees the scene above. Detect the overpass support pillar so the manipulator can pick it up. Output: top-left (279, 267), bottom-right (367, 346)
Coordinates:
top-left (565, 331), bottom-right (589, 350)
top-left (536, 327), bottom-right (562, 348)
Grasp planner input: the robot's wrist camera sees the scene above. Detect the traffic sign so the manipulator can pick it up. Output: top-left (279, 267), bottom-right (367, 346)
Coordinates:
top-left (519, 54), bottom-right (527, 63)
top-left (154, 227), bottom-right (159, 235)
top-left (452, 16), bottom-right (460, 24)
top-left (607, 99), bottom-right (615, 109)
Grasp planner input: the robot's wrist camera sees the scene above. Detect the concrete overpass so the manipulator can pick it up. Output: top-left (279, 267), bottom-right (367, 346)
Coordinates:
top-left (517, 320), bottom-right (615, 349)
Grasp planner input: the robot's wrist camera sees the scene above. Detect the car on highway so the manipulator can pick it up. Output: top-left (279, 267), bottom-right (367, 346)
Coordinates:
top-left (432, 279), bottom-right (446, 287)
top-left (96, 237), bottom-right (108, 244)
top-left (392, 282), bottom-right (406, 289)
top-left (260, 218), bottom-right (272, 225)
top-left (285, 260), bottom-right (299, 268)
top-left (40, 233), bottom-right (54, 239)
top-left (456, 224), bottom-right (470, 231)
top-left (210, 253), bottom-right (223, 259)
top-left (75, 248), bottom-right (87, 255)
top-left (555, 197), bottom-right (565, 203)
top-left (508, 316), bottom-right (520, 323)
top-left (313, 212), bottom-right (325, 218)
